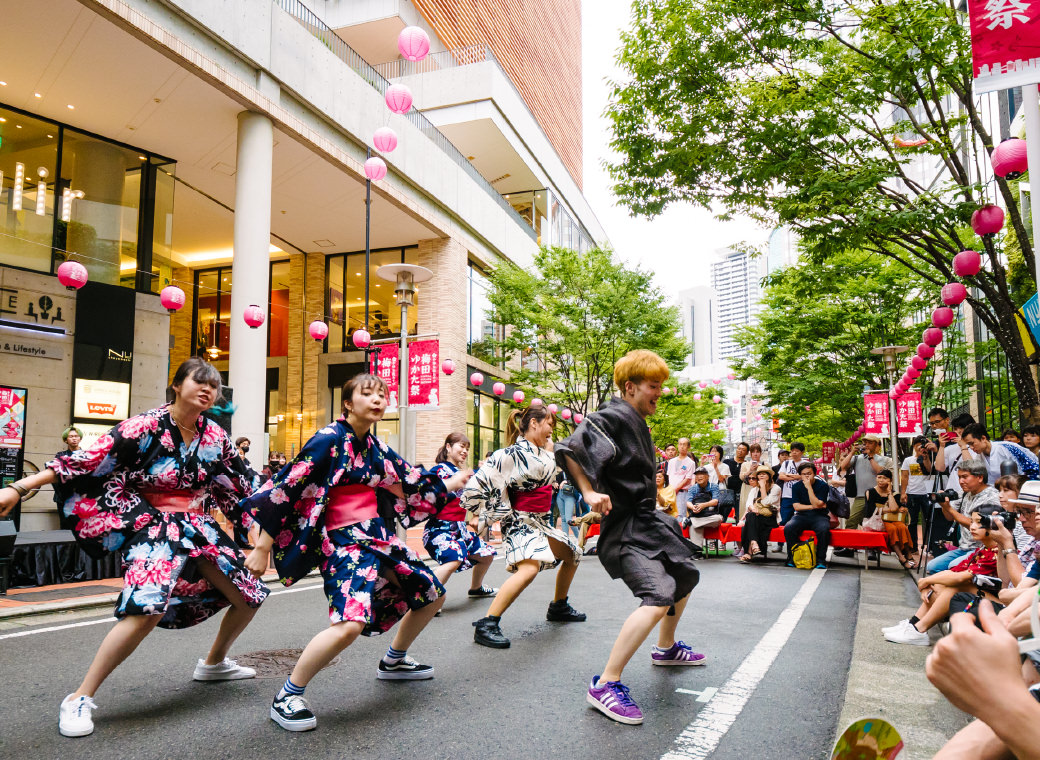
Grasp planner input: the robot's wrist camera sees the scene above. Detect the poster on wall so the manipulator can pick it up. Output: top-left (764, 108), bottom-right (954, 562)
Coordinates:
top-left (966, 0), bottom-right (1040, 93)
top-left (0, 386), bottom-right (27, 449)
top-left (370, 345), bottom-right (400, 411)
top-left (408, 339), bottom-right (440, 410)
top-left (73, 378), bottom-right (131, 422)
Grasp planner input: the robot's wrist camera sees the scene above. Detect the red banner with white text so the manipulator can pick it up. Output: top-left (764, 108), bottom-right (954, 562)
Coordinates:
top-left (966, 0), bottom-right (1040, 92)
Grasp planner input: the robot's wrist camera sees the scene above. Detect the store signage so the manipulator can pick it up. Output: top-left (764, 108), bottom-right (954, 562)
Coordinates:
top-left (0, 337), bottom-right (64, 360)
top-left (0, 386), bottom-right (27, 449)
top-left (966, 0), bottom-right (1040, 92)
top-left (0, 286), bottom-right (70, 335)
top-left (73, 379), bottom-right (130, 421)
top-left (408, 339), bottom-right (440, 410)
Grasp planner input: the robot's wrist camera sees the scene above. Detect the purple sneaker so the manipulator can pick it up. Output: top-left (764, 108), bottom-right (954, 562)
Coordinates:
top-left (586, 676), bottom-right (644, 725)
top-left (651, 641), bottom-right (706, 666)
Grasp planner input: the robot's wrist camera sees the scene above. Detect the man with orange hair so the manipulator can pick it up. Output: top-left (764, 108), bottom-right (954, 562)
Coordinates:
top-left (556, 349), bottom-right (704, 726)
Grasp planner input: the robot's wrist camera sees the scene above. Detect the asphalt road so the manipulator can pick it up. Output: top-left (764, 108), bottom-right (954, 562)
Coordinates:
top-left (0, 555), bottom-right (858, 760)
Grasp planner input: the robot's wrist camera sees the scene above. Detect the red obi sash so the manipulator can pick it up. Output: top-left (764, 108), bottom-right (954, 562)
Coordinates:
top-left (438, 497), bottom-right (467, 521)
top-left (511, 485), bottom-right (553, 513)
top-left (326, 484), bottom-right (379, 531)
top-left (140, 489), bottom-right (201, 514)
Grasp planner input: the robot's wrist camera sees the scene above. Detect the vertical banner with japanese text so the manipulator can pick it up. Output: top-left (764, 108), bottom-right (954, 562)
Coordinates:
top-left (408, 339), bottom-right (440, 410)
top-left (966, 0), bottom-right (1040, 92)
top-left (819, 441), bottom-right (836, 464)
top-left (896, 392), bottom-right (924, 437)
top-left (863, 393), bottom-right (890, 435)
top-left (370, 345), bottom-right (400, 411)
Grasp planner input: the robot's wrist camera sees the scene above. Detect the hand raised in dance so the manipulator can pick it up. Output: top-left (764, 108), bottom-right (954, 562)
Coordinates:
top-left (585, 491), bottom-right (612, 515)
top-left (0, 487), bottom-right (18, 517)
top-left (444, 468), bottom-right (474, 492)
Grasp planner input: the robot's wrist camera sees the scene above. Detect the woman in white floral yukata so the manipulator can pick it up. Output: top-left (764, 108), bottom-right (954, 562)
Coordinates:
top-left (0, 358), bottom-right (268, 739)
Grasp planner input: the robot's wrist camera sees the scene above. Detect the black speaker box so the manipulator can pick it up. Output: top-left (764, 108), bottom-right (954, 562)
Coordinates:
top-left (0, 519), bottom-right (17, 558)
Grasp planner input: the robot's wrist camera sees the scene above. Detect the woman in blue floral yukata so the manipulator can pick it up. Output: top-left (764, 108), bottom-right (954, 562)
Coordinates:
top-left (422, 432), bottom-right (497, 599)
top-left (0, 358), bottom-right (269, 739)
top-left (243, 372), bottom-right (471, 732)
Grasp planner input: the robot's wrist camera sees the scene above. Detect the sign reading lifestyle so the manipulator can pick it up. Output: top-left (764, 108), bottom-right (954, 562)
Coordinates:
top-left (369, 339), bottom-right (440, 411)
top-left (864, 392), bottom-right (924, 437)
top-left (966, 0), bottom-right (1040, 92)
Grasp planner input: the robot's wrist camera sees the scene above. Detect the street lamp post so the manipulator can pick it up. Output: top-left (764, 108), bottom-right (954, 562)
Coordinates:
top-left (870, 345), bottom-right (910, 496)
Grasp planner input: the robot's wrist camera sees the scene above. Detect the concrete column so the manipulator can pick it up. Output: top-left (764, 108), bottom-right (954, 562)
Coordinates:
top-left (228, 112), bottom-right (273, 450)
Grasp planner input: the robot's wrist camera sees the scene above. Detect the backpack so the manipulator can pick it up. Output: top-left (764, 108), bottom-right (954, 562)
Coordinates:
top-left (827, 486), bottom-right (850, 519)
top-left (791, 540), bottom-right (817, 570)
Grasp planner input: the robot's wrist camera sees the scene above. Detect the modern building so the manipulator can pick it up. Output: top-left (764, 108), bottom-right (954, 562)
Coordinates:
top-left (0, 0), bottom-right (605, 530)
top-left (710, 246), bottom-right (763, 363)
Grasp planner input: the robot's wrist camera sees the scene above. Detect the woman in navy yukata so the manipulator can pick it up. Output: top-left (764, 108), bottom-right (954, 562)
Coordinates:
top-left (243, 373), bottom-right (471, 732)
top-left (0, 358), bottom-right (269, 739)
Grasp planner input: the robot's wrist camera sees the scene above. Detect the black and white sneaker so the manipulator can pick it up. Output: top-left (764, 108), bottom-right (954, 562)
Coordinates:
top-left (270, 693), bottom-right (317, 732)
top-left (467, 585), bottom-right (498, 598)
top-left (377, 656), bottom-right (434, 680)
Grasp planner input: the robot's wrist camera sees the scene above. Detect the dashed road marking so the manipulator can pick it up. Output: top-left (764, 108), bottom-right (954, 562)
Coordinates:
top-left (676, 687), bottom-right (717, 703)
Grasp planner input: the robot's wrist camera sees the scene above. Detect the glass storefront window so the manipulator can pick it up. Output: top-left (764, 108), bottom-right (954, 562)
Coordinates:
top-left (149, 159), bottom-right (177, 293)
top-left (468, 264), bottom-right (501, 364)
top-left (0, 106), bottom-right (58, 272)
top-left (503, 190), bottom-right (549, 245)
top-left (194, 267), bottom-right (232, 361)
top-left (269, 261), bottom-right (290, 357)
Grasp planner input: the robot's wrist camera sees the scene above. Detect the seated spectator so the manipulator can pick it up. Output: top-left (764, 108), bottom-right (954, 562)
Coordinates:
top-left (864, 469), bottom-right (915, 569)
top-left (1001, 428), bottom-right (1023, 445)
top-left (705, 445), bottom-right (732, 519)
top-left (572, 510), bottom-right (602, 553)
top-left (784, 462), bottom-right (831, 570)
top-left (684, 467), bottom-right (722, 559)
top-left (740, 466), bottom-right (781, 563)
top-left (883, 509), bottom-right (1003, 646)
top-left (927, 459), bottom-right (1001, 573)
top-left (655, 469), bottom-right (678, 520)
top-left (1023, 425), bottom-right (1040, 457)
top-left (739, 443), bottom-right (764, 518)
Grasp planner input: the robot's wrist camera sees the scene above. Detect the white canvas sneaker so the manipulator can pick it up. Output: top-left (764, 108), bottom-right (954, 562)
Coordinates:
top-left (59, 694), bottom-right (97, 737)
top-left (881, 619), bottom-right (910, 635)
top-left (193, 657), bottom-right (256, 681)
top-left (885, 623), bottom-right (931, 646)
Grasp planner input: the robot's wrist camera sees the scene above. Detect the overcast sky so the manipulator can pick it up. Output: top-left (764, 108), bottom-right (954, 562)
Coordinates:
top-left (580, 1), bottom-right (770, 295)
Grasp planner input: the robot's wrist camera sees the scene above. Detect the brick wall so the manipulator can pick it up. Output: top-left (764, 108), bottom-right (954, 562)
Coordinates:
top-left (285, 253), bottom-right (325, 451)
top-left (168, 266), bottom-right (193, 383)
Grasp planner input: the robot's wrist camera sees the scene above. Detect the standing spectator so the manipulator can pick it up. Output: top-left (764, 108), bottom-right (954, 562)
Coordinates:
top-left (655, 470), bottom-right (678, 521)
top-left (667, 438), bottom-right (696, 519)
top-left (1001, 428), bottom-right (1023, 445)
top-left (932, 410), bottom-right (977, 497)
top-left (724, 441), bottom-right (748, 497)
top-left (777, 443), bottom-right (806, 525)
top-left (262, 452), bottom-right (282, 481)
top-left (900, 436), bottom-right (934, 555)
top-left (684, 468), bottom-right (722, 559)
top-left (865, 469), bottom-right (915, 568)
top-left (556, 473), bottom-right (581, 540)
top-left (926, 459), bottom-right (1001, 572)
top-left (739, 443), bottom-right (765, 519)
top-left (740, 466), bottom-right (781, 562)
top-left (657, 443), bottom-right (677, 463)
top-left (1022, 425), bottom-right (1040, 456)
top-left (960, 423), bottom-right (1040, 483)
top-left (838, 434), bottom-right (892, 529)
top-left (773, 449), bottom-right (789, 477)
top-left (705, 445), bottom-right (732, 518)
top-left (53, 426), bottom-right (83, 529)
top-left (784, 462), bottom-right (831, 569)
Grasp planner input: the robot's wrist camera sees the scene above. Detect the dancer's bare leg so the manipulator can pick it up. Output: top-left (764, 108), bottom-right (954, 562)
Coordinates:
top-left (656, 594), bottom-right (690, 649)
top-left (487, 560), bottom-right (539, 617)
top-left (547, 536), bottom-right (579, 602)
top-left (72, 614), bottom-right (162, 698)
top-left (469, 554), bottom-right (493, 591)
top-left (195, 559), bottom-right (259, 665)
top-left (600, 605), bottom-right (670, 682)
top-left (290, 621), bottom-right (365, 687)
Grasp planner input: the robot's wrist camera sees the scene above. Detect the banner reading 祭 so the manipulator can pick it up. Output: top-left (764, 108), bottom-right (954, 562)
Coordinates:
top-left (863, 393), bottom-right (890, 435)
top-left (863, 392), bottom-right (923, 437)
top-left (966, 0), bottom-right (1040, 92)
top-left (369, 340), bottom-right (441, 411)
top-left (371, 344), bottom-right (400, 411)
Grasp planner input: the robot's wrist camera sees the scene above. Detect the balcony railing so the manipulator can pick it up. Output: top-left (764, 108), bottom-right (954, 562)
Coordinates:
top-left (271, 0), bottom-right (536, 241)
top-left (372, 44), bottom-right (493, 79)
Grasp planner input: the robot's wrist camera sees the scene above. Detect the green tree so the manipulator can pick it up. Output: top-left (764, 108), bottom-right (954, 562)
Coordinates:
top-left (606, 0), bottom-right (1040, 421)
top-left (484, 246), bottom-right (689, 414)
top-left (648, 383), bottom-right (726, 453)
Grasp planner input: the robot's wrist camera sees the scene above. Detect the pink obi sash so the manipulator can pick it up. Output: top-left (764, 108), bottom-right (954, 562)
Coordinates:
top-left (511, 485), bottom-right (553, 514)
top-left (438, 498), bottom-right (467, 522)
top-left (140, 489), bottom-right (201, 514)
top-left (325, 484), bottom-right (379, 531)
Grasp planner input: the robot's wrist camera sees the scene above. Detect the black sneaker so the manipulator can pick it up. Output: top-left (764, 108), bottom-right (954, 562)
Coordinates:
top-left (270, 693), bottom-right (317, 732)
top-left (377, 656), bottom-right (434, 680)
top-left (546, 597), bottom-right (587, 622)
top-left (832, 549), bottom-right (855, 559)
top-left (473, 616), bottom-right (511, 648)
top-left (468, 585), bottom-right (498, 598)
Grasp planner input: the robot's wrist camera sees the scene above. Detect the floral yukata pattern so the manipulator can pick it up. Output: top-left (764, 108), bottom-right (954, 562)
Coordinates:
top-left (47, 406), bottom-right (269, 629)
top-left (422, 462), bottom-right (496, 571)
top-left (243, 418), bottom-right (451, 635)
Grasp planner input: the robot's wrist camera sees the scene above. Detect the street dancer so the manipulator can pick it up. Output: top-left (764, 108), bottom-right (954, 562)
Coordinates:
top-left (423, 432), bottom-right (497, 600)
top-left (243, 373), bottom-right (470, 732)
top-left (556, 349), bottom-right (704, 726)
top-left (464, 404), bottom-right (586, 649)
top-left (0, 358), bottom-right (269, 738)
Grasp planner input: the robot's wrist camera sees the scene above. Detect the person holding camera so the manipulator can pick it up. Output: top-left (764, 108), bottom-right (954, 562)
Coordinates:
top-left (929, 409), bottom-right (976, 495)
top-left (926, 459), bottom-right (1002, 573)
top-left (900, 436), bottom-right (934, 555)
top-left (837, 434), bottom-right (892, 530)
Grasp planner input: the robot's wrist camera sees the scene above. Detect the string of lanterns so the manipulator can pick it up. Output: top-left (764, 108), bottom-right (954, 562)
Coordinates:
top-left (467, 372), bottom-right (584, 422)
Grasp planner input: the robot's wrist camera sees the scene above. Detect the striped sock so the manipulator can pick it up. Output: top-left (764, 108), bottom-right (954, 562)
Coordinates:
top-left (277, 677), bottom-right (305, 699)
top-left (383, 646), bottom-right (407, 665)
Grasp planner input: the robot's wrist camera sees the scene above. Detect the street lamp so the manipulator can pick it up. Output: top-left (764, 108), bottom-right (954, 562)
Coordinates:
top-left (377, 262), bottom-right (433, 462)
top-left (870, 344), bottom-right (909, 495)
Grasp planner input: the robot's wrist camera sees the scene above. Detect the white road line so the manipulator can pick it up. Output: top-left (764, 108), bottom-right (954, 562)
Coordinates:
top-left (661, 568), bottom-right (827, 760)
top-left (676, 687), bottom-right (717, 703)
top-left (0, 581), bottom-right (324, 641)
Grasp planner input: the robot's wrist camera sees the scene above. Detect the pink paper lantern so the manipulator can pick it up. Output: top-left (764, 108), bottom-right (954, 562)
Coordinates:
top-left (712, 378), bottom-right (721, 385)
top-left (953, 250), bottom-right (982, 277)
top-left (991, 138), bottom-right (1028, 179)
top-left (373, 126), bottom-right (398, 153)
top-left (470, 372), bottom-right (484, 386)
top-left (308, 320), bottom-right (329, 341)
top-left (56, 260), bottom-right (88, 290)
top-left (911, 355), bottom-right (928, 371)
top-left (385, 83), bottom-right (413, 114)
top-left (740, 416), bottom-right (746, 423)
top-left (917, 343), bottom-right (936, 360)
top-left (492, 382), bottom-right (505, 396)
top-left (932, 306), bottom-right (954, 328)
top-left (923, 327), bottom-right (944, 347)
top-left (750, 399), bottom-right (760, 406)
top-left (693, 393), bottom-right (702, 401)
top-left (364, 156), bottom-right (387, 182)
top-left (727, 373), bottom-right (736, 380)
top-left (352, 329), bottom-right (371, 349)
top-left (531, 398), bottom-right (543, 407)
top-left (561, 408), bottom-right (572, 421)
top-left (905, 375), bottom-right (917, 386)
top-left (712, 395), bottom-right (722, 403)
top-left (548, 403), bottom-right (558, 414)
top-left (574, 413), bottom-right (584, 424)
top-left (941, 282), bottom-right (967, 306)
top-left (513, 390), bottom-right (525, 404)
top-left (698, 381), bottom-right (707, 389)
top-left (907, 367), bottom-right (921, 379)
top-left (159, 285), bottom-right (185, 313)
top-left (712, 419), bottom-right (719, 424)
top-left (441, 358), bottom-right (455, 375)
top-left (243, 304), bottom-right (266, 329)
top-left (397, 26), bottom-right (431, 62)
top-left (971, 204), bottom-right (1005, 237)
top-left (805, 405), bottom-right (811, 411)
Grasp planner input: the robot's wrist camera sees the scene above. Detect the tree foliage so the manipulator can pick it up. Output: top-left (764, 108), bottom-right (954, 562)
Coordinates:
top-left (607, 0), bottom-right (1039, 420)
top-left (648, 383), bottom-right (726, 452)
top-left (483, 246), bottom-right (689, 414)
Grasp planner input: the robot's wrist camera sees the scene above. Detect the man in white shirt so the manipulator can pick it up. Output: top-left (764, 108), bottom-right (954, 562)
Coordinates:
top-left (930, 410), bottom-right (977, 496)
top-left (666, 438), bottom-right (696, 516)
top-left (776, 442), bottom-right (806, 525)
top-left (960, 423), bottom-right (1040, 483)
top-left (900, 436), bottom-right (935, 554)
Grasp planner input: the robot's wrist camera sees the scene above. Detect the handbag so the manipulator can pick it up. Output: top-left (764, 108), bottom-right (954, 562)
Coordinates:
top-left (862, 511), bottom-right (885, 532)
top-left (753, 499), bottom-right (775, 517)
top-left (844, 456), bottom-right (858, 499)
top-left (717, 487), bottom-right (735, 516)
top-left (827, 486), bottom-right (850, 518)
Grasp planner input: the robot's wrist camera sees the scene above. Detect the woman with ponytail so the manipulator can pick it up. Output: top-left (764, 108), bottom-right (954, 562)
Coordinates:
top-left (422, 432), bottom-right (497, 598)
top-left (462, 405), bottom-right (585, 649)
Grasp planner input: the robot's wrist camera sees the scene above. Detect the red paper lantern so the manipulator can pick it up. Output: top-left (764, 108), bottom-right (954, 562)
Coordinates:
top-left (373, 127), bottom-right (398, 153)
top-left (352, 329), bottom-right (371, 349)
top-left (56, 260), bottom-right (88, 290)
top-left (513, 390), bottom-right (525, 404)
top-left (531, 398), bottom-right (543, 407)
top-left (159, 285), bottom-right (185, 313)
top-left (385, 83), bottom-right (413, 114)
top-left (548, 403), bottom-right (558, 414)
top-left (923, 327), bottom-right (944, 346)
top-left (953, 250), bottom-right (982, 277)
top-left (932, 307), bottom-right (955, 328)
top-left (907, 367), bottom-right (921, 379)
top-left (364, 156), bottom-right (387, 182)
top-left (470, 372), bottom-right (484, 386)
top-left (971, 204), bottom-right (1005, 236)
top-left (397, 26), bottom-right (431, 62)
top-left (917, 343), bottom-right (936, 360)
top-left (243, 304), bottom-right (266, 329)
top-left (441, 359), bottom-right (455, 375)
top-left (561, 408), bottom-right (572, 421)
top-left (991, 138), bottom-right (1028, 179)
top-left (911, 355), bottom-right (928, 371)
top-left (492, 382), bottom-right (505, 396)
top-left (941, 282), bottom-right (967, 306)
top-left (308, 320), bottom-right (329, 341)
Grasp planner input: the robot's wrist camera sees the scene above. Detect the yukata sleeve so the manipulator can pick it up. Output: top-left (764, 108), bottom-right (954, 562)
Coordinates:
top-left (47, 416), bottom-right (151, 484)
top-left (378, 445), bottom-right (450, 523)
top-left (553, 412), bottom-right (618, 493)
top-left (461, 448), bottom-right (516, 526)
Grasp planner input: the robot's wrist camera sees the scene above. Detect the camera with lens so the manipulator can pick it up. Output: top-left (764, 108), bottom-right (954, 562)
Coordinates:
top-left (928, 488), bottom-right (959, 505)
top-left (978, 510), bottom-right (1017, 532)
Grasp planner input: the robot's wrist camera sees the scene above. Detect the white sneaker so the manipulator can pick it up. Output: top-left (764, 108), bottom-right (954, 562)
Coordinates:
top-left (193, 657), bottom-right (256, 681)
top-left (885, 623), bottom-right (931, 646)
top-left (881, 619), bottom-right (910, 635)
top-left (59, 694), bottom-right (97, 737)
